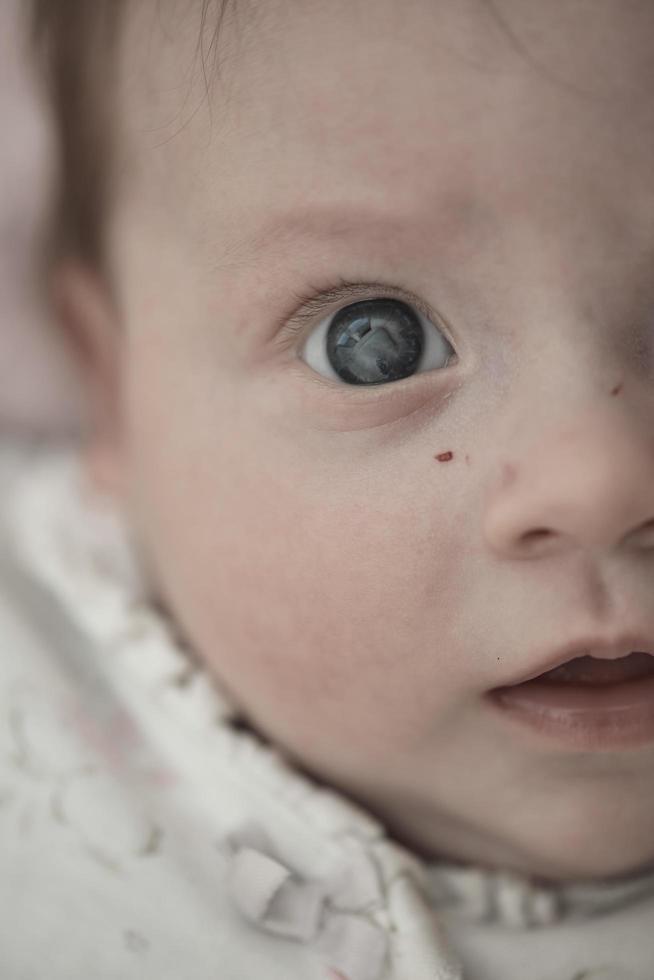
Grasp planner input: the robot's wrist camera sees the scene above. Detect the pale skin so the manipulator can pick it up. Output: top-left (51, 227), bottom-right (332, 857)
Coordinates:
top-left (58, 0), bottom-right (654, 881)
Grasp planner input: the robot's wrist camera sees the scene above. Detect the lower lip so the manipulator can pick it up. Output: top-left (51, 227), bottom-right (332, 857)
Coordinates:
top-left (487, 672), bottom-right (654, 750)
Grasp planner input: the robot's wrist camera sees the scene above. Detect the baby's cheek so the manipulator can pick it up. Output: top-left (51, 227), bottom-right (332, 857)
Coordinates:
top-left (167, 519), bottom-right (412, 759)
top-left (125, 369), bottom-right (467, 761)
top-left (212, 498), bottom-right (462, 761)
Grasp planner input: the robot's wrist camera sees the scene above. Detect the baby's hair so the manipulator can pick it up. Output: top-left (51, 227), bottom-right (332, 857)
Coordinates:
top-left (31, 1), bottom-right (126, 272)
top-left (31, 0), bottom-right (233, 274)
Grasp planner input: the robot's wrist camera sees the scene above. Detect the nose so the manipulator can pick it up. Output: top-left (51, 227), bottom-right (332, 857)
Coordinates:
top-left (483, 396), bottom-right (654, 560)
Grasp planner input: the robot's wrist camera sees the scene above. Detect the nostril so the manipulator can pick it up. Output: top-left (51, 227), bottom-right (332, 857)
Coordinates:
top-left (522, 528), bottom-right (553, 546)
top-left (626, 517), bottom-right (654, 547)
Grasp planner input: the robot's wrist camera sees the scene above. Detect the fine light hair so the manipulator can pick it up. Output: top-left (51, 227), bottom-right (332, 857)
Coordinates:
top-left (31, 0), bottom-right (233, 273)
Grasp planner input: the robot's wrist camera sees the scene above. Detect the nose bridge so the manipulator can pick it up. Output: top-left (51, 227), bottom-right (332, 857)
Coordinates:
top-left (483, 380), bottom-right (654, 559)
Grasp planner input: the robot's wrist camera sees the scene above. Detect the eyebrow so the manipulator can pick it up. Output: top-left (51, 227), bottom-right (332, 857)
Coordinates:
top-left (217, 195), bottom-right (492, 267)
top-left (225, 205), bottom-right (407, 260)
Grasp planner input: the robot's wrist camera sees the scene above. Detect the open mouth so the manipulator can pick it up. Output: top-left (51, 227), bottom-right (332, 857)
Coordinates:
top-left (487, 650), bottom-right (654, 749)
top-left (528, 651), bottom-right (654, 686)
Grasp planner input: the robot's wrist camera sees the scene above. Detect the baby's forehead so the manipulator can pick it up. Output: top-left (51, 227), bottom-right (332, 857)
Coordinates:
top-left (122, 0), bottom-right (654, 93)
top-left (118, 0), bottom-right (653, 160)
top-left (113, 0), bottom-right (654, 278)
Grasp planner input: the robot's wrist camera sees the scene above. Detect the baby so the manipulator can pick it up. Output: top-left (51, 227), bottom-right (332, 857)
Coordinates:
top-left (2, 0), bottom-right (654, 977)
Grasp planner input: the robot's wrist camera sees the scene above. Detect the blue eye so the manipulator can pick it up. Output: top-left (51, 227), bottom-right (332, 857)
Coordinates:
top-left (301, 297), bottom-right (455, 386)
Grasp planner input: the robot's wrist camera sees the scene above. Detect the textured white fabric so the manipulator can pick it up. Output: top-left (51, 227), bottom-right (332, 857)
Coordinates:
top-left (1, 437), bottom-right (654, 980)
top-left (225, 822), bottom-right (389, 980)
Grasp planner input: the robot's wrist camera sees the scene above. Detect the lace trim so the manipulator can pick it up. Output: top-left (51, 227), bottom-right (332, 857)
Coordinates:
top-left (424, 859), bottom-right (654, 927)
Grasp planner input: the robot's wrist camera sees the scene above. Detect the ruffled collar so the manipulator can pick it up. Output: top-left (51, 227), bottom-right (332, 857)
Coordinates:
top-left (6, 440), bottom-right (654, 935)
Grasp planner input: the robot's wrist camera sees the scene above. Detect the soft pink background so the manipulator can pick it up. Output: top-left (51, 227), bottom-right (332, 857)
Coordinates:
top-left (0, 0), bottom-right (85, 436)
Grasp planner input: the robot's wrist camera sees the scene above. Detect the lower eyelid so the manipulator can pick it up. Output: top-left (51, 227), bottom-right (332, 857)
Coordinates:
top-left (283, 357), bottom-right (461, 433)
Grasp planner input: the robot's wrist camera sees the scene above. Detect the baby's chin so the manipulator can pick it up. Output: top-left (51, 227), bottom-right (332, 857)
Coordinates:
top-left (516, 845), bottom-right (654, 886)
top-left (489, 824), bottom-right (654, 884)
top-left (523, 791), bottom-right (654, 883)
top-left (425, 829), bottom-right (654, 885)
top-left (375, 777), bottom-right (654, 885)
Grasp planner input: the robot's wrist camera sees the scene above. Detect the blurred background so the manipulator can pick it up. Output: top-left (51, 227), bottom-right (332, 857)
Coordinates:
top-left (0, 0), bottom-right (85, 437)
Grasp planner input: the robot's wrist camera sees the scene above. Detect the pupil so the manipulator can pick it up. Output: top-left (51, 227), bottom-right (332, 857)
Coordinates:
top-left (326, 298), bottom-right (423, 385)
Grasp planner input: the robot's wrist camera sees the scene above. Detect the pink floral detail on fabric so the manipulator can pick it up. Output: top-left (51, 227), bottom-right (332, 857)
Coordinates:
top-left (327, 971), bottom-right (350, 980)
top-left (65, 699), bottom-right (179, 787)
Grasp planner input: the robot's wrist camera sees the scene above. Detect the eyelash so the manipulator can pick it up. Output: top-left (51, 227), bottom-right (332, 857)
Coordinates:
top-left (276, 276), bottom-right (454, 350)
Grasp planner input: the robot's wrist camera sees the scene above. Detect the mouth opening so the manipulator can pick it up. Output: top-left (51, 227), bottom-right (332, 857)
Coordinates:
top-left (524, 651), bottom-right (654, 687)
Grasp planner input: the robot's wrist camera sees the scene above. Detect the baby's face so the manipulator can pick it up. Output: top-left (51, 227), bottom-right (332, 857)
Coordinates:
top-left (101, 0), bottom-right (654, 879)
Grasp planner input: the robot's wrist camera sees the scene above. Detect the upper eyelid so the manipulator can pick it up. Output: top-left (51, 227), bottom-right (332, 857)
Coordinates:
top-left (280, 279), bottom-right (452, 342)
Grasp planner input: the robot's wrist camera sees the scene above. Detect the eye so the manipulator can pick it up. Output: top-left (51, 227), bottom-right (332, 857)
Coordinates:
top-left (300, 297), bottom-right (456, 386)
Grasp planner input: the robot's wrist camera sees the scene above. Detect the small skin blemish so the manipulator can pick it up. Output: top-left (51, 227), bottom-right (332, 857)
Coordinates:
top-left (611, 381), bottom-right (623, 396)
top-left (435, 451), bottom-right (454, 462)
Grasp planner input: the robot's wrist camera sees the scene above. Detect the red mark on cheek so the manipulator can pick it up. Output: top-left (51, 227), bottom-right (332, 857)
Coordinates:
top-left (611, 381), bottom-right (623, 396)
top-left (435, 451), bottom-right (454, 462)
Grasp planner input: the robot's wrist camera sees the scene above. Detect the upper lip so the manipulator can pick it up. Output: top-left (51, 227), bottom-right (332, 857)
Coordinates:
top-left (497, 630), bottom-right (654, 688)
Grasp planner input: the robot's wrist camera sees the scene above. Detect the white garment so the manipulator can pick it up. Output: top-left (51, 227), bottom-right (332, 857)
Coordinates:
top-left (1, 437), bottom-right (653, 980)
